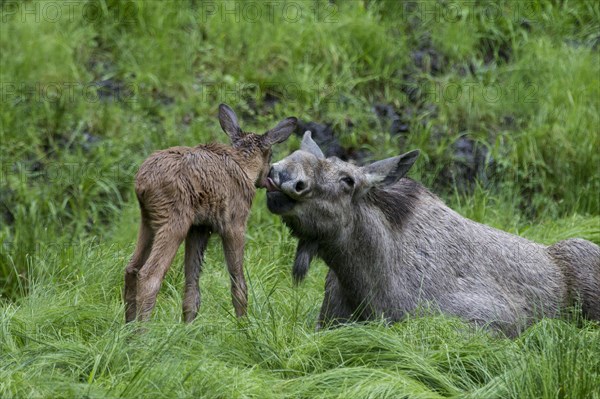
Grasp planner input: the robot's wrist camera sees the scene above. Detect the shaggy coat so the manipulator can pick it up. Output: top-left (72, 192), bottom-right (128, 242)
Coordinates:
top-left (124, 104), bottom-right (296, 322)
top-left (266, 132), bottom-right (600, 336)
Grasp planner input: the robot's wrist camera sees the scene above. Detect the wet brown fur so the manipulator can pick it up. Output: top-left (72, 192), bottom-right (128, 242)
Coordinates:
top-left (124, 104), bottom-right (296, 323)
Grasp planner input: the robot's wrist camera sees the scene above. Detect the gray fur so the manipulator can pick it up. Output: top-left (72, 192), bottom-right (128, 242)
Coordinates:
top-left (363, 150), bottom-right (420, 186)
top-left (266, 135), bottom-right (600, 336)
top-left (301, 131), bottom-right (325, 159)
top-left (293, 239), bottom-right (318, 284)
top-left (125, 104), bottom-right (296, 323)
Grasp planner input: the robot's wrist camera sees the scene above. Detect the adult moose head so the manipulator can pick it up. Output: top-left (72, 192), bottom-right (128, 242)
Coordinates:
top-left (265, 132), bottom-right (600, 336)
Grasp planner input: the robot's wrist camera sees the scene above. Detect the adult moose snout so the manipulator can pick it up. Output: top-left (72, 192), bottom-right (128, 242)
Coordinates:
top-left (268, 163), bottom-right (310, 198)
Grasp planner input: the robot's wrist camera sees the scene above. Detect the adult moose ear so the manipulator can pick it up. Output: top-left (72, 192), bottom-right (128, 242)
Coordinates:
top-left (263, 117), bottom-right (297, 146)
top-left (362, 150), bottom-right (420, 187)
top-left (300, 131), bottom-right (325, 159)
top-left (218, 103), bottom-right (243, 142)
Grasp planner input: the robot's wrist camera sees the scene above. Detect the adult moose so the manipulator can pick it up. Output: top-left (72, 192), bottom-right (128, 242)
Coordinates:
top-left (265, 132), bottom-right (600, 336)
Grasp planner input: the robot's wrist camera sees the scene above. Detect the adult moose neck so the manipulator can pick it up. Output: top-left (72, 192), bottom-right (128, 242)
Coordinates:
top-left (288, 179), bottom-right (427, 314)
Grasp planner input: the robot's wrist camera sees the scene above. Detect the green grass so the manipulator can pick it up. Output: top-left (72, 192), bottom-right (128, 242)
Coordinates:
top-left (0, 206), bottom-right (599, 398)
top-left (1, 0), bottom-right (599, 397)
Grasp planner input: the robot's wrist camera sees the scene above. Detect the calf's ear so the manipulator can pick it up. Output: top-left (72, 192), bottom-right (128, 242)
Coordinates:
top-left (300, 131), bottom-right (325, 159)
top-left (263, 117), bottom-right (297, 145)
top-left (362, 150), bottom-right (420, 187)
top-left (219, 104), bottom-right (243, 142)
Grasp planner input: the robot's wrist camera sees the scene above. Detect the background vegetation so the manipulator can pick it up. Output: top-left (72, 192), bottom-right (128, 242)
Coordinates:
top-left (1, 0), bottom-right (598, 397)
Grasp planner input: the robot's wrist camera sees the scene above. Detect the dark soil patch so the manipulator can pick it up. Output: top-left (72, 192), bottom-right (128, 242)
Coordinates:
top-left (480, 37), bottom-right (512, 64)
top-left (411, 45), bottom-right (446, 76)
top-left (241, 89), bottom-right (284, 121)
top-left (0, 188), bottom-right (15, 226)
top-left (436, 135), bottom-right (494, 192)
top-left (151, 88), bottom-right (175, 106)
top-left (295, 120), bottom-right (370, 165)
top-left (373, 103), bottom-right (410, 136)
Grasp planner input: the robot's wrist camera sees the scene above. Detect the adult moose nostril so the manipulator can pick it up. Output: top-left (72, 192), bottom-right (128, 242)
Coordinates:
top-left (295, 181), bottom-right (307, 193)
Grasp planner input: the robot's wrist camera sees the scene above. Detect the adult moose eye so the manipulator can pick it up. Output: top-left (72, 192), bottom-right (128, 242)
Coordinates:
top-left (341, 176), bottom-right (354, 187)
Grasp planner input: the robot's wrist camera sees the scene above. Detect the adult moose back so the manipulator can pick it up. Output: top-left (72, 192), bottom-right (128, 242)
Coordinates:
top-left (265, 132), bottom-right (600, 336)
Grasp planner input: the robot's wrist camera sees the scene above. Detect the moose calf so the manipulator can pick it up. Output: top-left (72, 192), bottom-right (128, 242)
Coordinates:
top-left (125, 104), bottom-right (297, 322)
top-left (266, 132), bottom-right (600, 336)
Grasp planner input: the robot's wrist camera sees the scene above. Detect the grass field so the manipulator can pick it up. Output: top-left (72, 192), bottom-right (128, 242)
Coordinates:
top-left (1, 0), bottom-right (599, 398)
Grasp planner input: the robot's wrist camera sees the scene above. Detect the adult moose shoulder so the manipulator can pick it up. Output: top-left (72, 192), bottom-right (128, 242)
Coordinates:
top-left (265, 132), bottom-right (600, 336)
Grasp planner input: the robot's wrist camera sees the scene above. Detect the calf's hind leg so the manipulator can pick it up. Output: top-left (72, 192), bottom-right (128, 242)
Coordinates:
top-left (136, 222), bottom-right (189, 321)
top-left (183, 225), bottom-right (211, 322)
top-left (124, 219), bottom-right (154, 323)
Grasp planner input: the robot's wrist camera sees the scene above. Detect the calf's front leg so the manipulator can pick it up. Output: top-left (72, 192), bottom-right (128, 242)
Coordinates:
top-left (183, 225), bottom-right (211, 323)
top-left (221, 227), bottom-right (248, 317)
